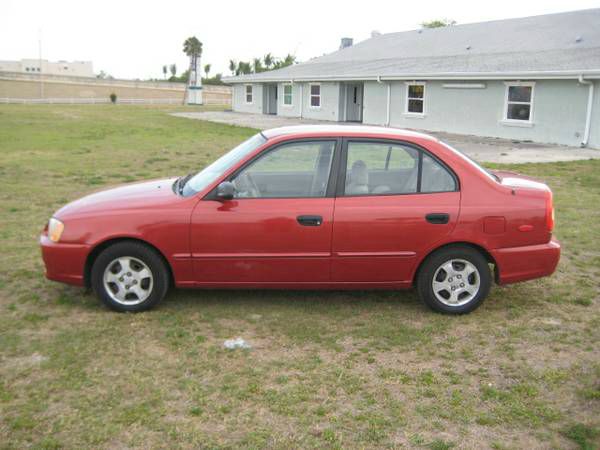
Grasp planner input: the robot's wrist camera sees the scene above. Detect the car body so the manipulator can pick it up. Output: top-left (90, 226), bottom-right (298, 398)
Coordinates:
top-left (40, 125), bottom-right (560, 313)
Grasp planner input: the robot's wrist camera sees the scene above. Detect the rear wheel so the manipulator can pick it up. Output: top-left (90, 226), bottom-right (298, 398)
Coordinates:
top-left (417, 246), bottom-right (491, 314)
top-left (91, 241), bottom-right (169, 312)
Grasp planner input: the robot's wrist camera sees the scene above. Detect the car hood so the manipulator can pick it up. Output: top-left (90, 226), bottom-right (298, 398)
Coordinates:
top-left (55, 178), bottom-right (180, 219)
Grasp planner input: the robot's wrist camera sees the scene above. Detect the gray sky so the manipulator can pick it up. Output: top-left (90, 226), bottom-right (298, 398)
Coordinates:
top-left (2, 0), bottom-right (598, 80)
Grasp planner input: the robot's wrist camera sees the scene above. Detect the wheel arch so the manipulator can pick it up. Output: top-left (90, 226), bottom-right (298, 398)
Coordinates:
top-left (84, 237), bottom-right (175, 289)
top-left (412, 241), bottom-right (499, 286)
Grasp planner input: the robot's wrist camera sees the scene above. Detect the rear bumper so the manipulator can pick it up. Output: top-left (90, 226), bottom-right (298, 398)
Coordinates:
top-left (491, 238), bottom-right (560, 285)
top-left (40, 235), bottom-right (90, 286)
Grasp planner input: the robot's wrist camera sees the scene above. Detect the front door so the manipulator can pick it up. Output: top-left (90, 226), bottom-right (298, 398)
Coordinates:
top-left (332, 139), bottom-right (460, 283)
top-left (190, 139), bottom-right (339, 284)
top-left (345, 83), bottom-right (363, 122)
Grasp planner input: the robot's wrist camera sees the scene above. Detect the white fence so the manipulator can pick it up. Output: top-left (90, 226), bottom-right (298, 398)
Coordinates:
top-left (0, 97), bottom-right (185, 105)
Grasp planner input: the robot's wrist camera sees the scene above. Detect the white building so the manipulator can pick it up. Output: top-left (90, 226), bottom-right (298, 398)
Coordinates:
top-left (0, 59), bottom-right (94, 77)
top-left (225, 9), bottom-right (600, 148)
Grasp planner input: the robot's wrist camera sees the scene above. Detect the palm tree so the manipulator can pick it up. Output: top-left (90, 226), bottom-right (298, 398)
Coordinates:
top-left (229, 59), bottom-right (237, 75)
top-left (264, 53), bottom-right (274, 69)
top-left (204, 64), bottom-right (211, 78)
top-left (237, 61), bottom-right (252, 75)
top-left (183, 36), bottom-right (203, 83)
top-left (183, 36), bottom-right (203, 104)
top-left (162, 65), bottom-right (167, 79)
top-left (252, 57), bottom-right (263, 73)
top-left (282, 54), bottom-right (296, 67)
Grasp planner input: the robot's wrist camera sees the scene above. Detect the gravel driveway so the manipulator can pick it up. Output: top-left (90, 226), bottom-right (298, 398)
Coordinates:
top-left (172, 111), bottom-right (600, 164)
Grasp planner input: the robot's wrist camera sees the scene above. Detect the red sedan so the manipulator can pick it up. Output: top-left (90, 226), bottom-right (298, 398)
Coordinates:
top-left (40, 125), bottom-right (560, 314)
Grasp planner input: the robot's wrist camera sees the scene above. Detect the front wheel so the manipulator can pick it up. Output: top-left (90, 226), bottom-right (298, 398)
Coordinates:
top-left (417, 246), bottom-right (492, 314)
top-left (91, 241), bottom-right (169, 312)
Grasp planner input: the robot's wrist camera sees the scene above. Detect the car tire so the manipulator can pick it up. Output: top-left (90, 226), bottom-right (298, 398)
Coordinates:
top-left (91, 241), bottom-right (169, 312)
top-left (417, 245), bottom-right (491, 314)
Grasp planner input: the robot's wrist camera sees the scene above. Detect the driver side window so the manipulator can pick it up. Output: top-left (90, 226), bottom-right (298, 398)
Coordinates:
top-left (232, 140), bottom-right (336, 198)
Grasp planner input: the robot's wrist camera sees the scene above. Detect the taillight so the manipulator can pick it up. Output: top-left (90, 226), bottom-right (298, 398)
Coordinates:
top-left (546, 191), bottom-right (555, 232)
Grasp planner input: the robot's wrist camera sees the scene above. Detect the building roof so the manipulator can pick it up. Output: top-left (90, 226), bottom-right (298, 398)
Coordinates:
top-left (224, 9), bottom-right (600, 83)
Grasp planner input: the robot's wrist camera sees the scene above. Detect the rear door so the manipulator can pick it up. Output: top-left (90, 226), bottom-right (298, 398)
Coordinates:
top-left (190, 139), bottom-right (340, 284)
top-left (332, 139), bottom-right (460, 283)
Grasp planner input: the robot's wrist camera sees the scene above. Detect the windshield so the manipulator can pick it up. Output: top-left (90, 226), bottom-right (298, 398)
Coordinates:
top-left (438, 141), bottom-right (499, 182)
top-left (181, 133), bottom-right (267, 196)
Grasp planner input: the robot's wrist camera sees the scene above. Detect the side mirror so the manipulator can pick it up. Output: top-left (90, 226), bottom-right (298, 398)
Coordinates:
top-left (216, 181), bottom-right (235, 201)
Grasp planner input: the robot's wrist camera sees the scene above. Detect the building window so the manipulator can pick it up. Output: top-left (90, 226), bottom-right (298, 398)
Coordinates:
top-left (283, 84), bottom-right (293, 106)
top-left (245, 85), bottom-right (253, 104)
top-left (310, 84), bottom-right (321, 108)
top-left (405, 82), bottom-right (425, 115)
top-left (504, 82), bottom-right (534, 122)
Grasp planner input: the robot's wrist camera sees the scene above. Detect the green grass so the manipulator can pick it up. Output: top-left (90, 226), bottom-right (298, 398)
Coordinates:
top-left (0, 104), bottom-right (599, 449)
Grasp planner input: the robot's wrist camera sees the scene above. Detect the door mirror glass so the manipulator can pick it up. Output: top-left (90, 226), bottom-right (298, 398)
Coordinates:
top-left (216, 181), bottom-right (235, 200)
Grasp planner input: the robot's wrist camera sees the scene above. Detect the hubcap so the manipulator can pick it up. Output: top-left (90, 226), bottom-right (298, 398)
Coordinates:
top-left (103, 257), bottom-right (153, 305)
top-left (432, 259), bottom-right (480, 306)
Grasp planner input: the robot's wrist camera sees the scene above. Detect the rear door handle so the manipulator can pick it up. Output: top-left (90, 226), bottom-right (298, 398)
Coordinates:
top-left (425, 213), bottom-right (450, 224)
top-left (297, 215), bottom-right (323, 226)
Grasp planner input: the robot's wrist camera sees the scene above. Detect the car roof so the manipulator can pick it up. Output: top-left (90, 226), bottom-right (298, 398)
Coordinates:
top-left (261, 125), bottom-right (438, 142)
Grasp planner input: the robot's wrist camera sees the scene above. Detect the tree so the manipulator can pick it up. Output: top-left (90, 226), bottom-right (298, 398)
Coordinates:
top-left (204, 63), bottom-right (211, 78)
top-left (264, 53), bottom-right (274, 69)
top-left (169, 64), bottom-right (177, 78)
top-left (421, 19), bottom-right (456, 28)
top-left (252, 57), bottom-right (264, 73)
top-left (229, 59), bottom-right (237, 75)
top-left (183, 36), bottom-right (203, 77)
top-left (237, 61), bottom-right (252, 75)
top-left (162, 65), bottom-right (167, 79)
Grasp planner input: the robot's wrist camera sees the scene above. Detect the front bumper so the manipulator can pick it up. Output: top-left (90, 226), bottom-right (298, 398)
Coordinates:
top-left (491, 238), bottom-right (561, 285)
top-left (40, 235), bottom-right (90, 286)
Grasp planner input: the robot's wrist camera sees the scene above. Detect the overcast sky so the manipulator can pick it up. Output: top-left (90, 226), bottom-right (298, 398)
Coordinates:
top-left (1, 0), bottom-right (597, 80)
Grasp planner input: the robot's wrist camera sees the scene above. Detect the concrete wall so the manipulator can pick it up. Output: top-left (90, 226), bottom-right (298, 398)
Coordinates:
top-left (300, 82), bottom-right (341, 121)
top-left (0, 72), bottom-right (232, 105)
top-left (232, 83), bottom-right (264, 114)
top-left (363, 79), bottom-right (597, 148)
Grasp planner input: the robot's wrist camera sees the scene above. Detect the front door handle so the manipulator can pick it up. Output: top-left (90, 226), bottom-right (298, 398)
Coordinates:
top-left (426, 213), bottom-right (450, 224)
top-left (297, 215), bottom-right (323, 226)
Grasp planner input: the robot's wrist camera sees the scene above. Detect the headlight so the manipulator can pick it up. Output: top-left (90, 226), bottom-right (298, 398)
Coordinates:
top-left (48, 218), bottom-right (65, 242)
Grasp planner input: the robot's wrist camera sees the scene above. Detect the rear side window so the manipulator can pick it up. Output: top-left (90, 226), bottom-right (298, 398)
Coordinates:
top-left (421, 153), bottom-right (457, 193)
top-left (343, 141), bottom-right (456, 196)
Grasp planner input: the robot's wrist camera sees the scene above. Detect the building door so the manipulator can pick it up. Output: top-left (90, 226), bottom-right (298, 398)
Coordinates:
top-left (345, 83), bottom-right (363, 122)
top-left (265, 84), bottom-right (278, 115)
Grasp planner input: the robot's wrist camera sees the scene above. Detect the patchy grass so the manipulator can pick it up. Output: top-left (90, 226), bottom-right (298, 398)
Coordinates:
top-left (0, 104), bottom-right (599, 449)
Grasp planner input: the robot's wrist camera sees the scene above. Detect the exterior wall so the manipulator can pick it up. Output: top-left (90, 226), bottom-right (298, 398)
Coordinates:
top-left (277, 82), bottom-right (302, 117)
top-left (0, 59), bottom-right (94, 77)
top-left (232, 83), bottom-right (264, 114)
top-left (235, 82), bottom-right (342, 121)
top-left (300, 82), bottom-right (341, 121)
top-left (589, 81), bottom-right (600, 149)
top-left (363, 79), bottom-right (596, 148)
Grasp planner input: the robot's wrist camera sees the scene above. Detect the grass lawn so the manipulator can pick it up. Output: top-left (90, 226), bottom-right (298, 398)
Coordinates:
top-left (0, 104), bottom-right (598, 449)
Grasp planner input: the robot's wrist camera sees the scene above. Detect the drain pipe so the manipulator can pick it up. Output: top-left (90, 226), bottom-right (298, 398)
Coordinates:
top-left (298, 81), bottom-right (303, 119)
top-left (578, 75), bottom-right (594, 147)
top-left (377, 76), bottom-right (391, 126)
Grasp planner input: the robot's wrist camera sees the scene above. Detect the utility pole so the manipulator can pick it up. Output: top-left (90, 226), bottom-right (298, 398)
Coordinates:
top-left (38, 28), bottom-right (44, 99)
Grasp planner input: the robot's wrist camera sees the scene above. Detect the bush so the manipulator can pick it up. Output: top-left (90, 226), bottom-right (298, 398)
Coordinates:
top-left (109, 93), bottom-right (117, 104)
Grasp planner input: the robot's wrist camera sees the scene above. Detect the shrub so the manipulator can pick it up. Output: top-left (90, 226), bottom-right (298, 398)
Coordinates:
top-left (109, 93), bottom-right (117, 104)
